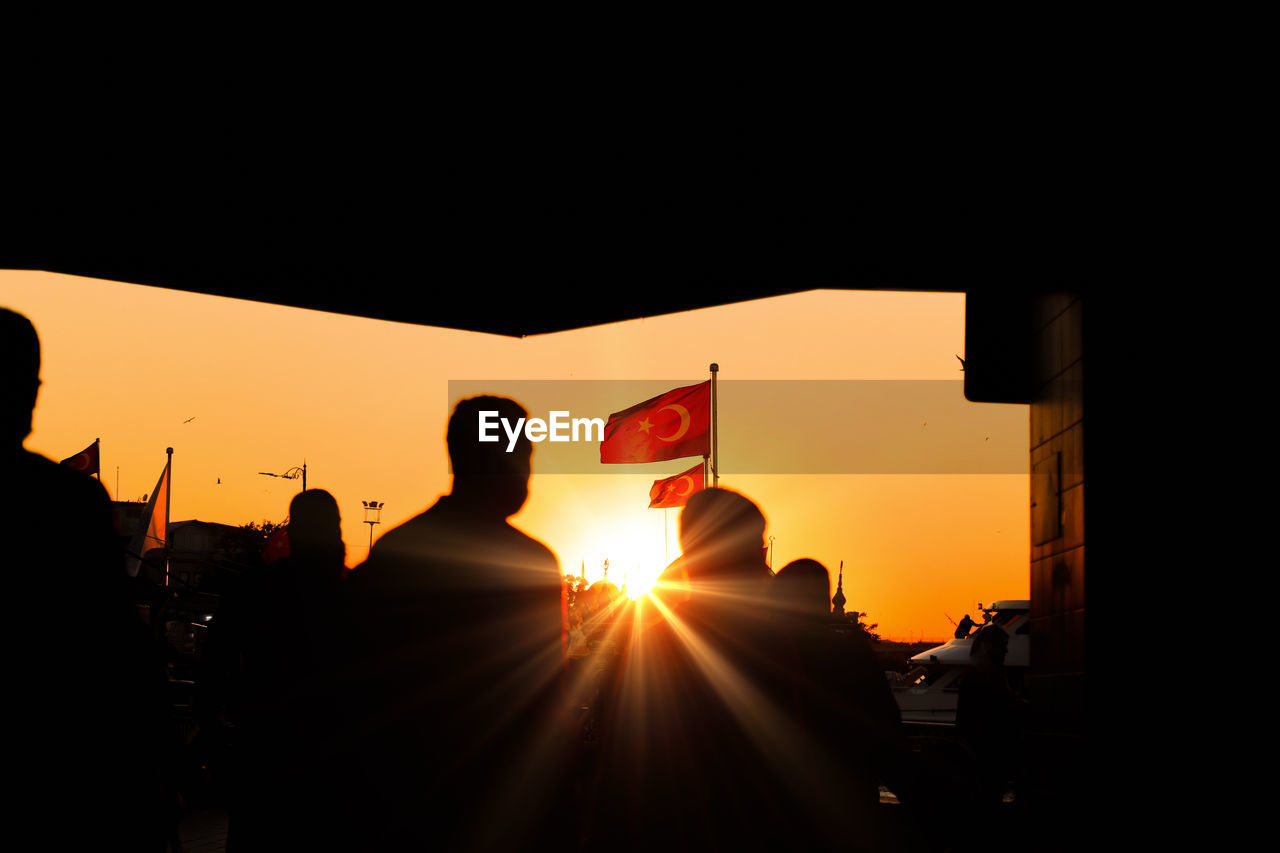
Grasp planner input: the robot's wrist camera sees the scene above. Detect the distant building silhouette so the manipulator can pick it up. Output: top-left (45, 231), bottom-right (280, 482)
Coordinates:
top-left (832, 563), bottom-right (847, 616)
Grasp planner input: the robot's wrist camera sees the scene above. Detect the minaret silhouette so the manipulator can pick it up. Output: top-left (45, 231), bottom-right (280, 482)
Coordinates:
top-left (832, 561), bottom-right (847, 616)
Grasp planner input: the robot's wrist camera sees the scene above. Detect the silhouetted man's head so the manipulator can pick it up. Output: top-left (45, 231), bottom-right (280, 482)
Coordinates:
top-left (678, 487), bottom-right (769, 578)
top-left (1, 308), bottom-right (41, 447)
top-left (447, 396), bottom-right (532, 518)
top-left (773, 558), bottom-right (832, 617)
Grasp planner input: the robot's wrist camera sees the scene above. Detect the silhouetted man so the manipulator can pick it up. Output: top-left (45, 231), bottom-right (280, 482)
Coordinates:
top-left (592, 488), bottom-right (788, 850)
top-left (1, 308), bottom-right (171, 849)
top-left (335, 396), bottom-right (568, 849)
top-left (957, 623), bottom-right (1022, 818)
top-left (770, 559), bottom-right (908, 851)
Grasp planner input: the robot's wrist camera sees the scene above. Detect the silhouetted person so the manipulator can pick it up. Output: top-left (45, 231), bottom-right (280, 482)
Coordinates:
top-left (772, 558), bottom-right (834, 618)
top-left (0, 308), bottom-right (172, 848)
top-left (956, 623), bottom-right (1022, 823)
top-left (591, 488), bottom-right (790, 850)
top-left (201, 488), bottom-right (350, 850)
top-left (333, 396), bottom-right (569, 849)
top-left (769, 559), bottom-right (908, 851)
top-left (955, 613), bottom-right (976, 639)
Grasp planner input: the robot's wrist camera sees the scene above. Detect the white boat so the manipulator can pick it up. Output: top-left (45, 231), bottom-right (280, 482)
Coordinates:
top-left (888, 600), bottom-right (1030, 726)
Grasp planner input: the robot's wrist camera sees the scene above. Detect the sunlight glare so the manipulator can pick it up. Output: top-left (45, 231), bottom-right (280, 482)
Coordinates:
top-left (576, 510), bottom-right (678, 600)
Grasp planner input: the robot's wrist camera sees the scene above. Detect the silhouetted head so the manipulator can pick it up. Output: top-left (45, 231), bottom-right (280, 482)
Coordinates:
top-left (287, 489), bottom-right (345, 565)
top-left (447, 396), bottom-right (532, 518)
top-left (970, 623), bottom-right (1009, 667)
top-left (773, 558), bottom-right (832, 618)
top-left (678, 487), bottom-right (770, 580)
top-left (0, 308), bottom-right (41, 447)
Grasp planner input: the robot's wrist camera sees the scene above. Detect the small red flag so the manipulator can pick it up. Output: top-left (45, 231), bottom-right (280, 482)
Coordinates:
top-left (263, 527), bottom-right (290, 564)
top-left (649, 462), bottom-right (705, 509)
top-left (60, 439), bottom-right (100, 476)
top-left (600, 381), bottom-right (710, 464)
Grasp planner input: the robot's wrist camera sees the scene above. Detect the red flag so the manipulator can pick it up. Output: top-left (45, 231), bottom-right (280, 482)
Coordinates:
top-left (649, 462), bottom-right (704, 509)
top-left (60, 439), bottom-right (100, 476)
top-left (600, 381), bottom-right (710, 463)
top-left (263, 527), bottom-right (291, 564)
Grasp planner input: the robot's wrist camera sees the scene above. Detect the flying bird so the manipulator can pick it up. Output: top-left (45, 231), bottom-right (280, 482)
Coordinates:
top-left (184, 417), bottom-right (196, 424)
top-left (956, 355), bottom-right (965, 371)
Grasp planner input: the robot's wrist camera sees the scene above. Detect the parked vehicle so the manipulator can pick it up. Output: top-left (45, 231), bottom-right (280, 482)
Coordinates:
top-left (888, 599), bottom-right (1030, 725)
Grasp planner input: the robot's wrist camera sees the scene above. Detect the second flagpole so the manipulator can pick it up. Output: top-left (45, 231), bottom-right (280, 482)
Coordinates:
top-left (164, 447), bottom-right (173, 588)
top-left (709, 363), bottom-right (718, 487)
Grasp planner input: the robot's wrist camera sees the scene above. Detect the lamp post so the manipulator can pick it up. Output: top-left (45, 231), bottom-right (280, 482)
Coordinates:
top-left (258, 462), bottom-right (307, 491)
top-left (769, 536), bottom-right (775, 570)
top-left (362, 500), bottom-right (384, 551)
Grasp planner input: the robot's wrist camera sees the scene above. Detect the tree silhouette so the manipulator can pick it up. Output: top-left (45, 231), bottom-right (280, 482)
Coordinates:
top-left (563, 574), bottom-right (590, 627)
top-left (211, 520), bottom-right (284, 576)
top-left (834, 609), bottom-right (881, 643)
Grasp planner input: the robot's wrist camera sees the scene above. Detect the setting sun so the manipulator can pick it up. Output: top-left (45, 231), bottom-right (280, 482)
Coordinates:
top-left (561, 492), bottom-right (680, 599)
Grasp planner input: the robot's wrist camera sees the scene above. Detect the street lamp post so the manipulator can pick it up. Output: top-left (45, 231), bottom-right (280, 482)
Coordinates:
top-left (363, 500), bottom-right (384, 551)
top-left (769, 536), bottom-right (775, 570)
top-left (258, 462), bottom-right (307, 491)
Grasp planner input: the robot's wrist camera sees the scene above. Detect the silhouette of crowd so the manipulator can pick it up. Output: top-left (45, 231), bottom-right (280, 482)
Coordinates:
top-left (3, 306), bottom-right (1023, 851)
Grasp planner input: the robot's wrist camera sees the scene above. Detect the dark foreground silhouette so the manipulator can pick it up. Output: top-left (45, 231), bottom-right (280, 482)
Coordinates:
top-left (327, 396), bottom-right (571, 850)
top-left (201, 488), bottom-right (351, 850)
top-left (584, 490), bottom-right (930, 852)
top-left (770, 558), bottom-right (910, 850)
top-left (1, 308), bottom-right (174, 849)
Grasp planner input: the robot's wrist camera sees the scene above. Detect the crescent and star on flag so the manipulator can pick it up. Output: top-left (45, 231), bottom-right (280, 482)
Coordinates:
top-left (59, 438), bottom-right (101, 476)
top-left (636, 404), bottom-right (692, 442)
top-left (648, 462), bottom-right (705, 509)
top-left (670, 474), bottom-right (696, 497)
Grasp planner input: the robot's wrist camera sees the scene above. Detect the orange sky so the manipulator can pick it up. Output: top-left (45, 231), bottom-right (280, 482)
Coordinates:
top-left (2, 270), bottom-right (1028, 641)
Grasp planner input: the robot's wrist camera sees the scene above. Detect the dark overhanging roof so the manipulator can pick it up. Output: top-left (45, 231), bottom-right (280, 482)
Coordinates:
top-left (7, 175), bottom-right (1074, 337)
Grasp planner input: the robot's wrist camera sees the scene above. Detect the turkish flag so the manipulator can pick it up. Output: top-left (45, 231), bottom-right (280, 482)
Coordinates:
top-left (600, 380), bottom-right (710, 463)
top-left (60, 439), bottom-right (100, 476)
top-left (649, 462), bottom-right (705, 509)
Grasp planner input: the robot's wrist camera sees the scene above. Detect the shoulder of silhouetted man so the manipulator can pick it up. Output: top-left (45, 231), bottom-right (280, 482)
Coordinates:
top-left (5, 447), bottom-right (125, 595)
top-left (362, 493), bottom-right (559, 590)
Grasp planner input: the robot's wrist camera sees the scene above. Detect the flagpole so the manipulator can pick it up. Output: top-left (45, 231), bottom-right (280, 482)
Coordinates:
top-left (709, 363), bottom-right (718, 487)
top-left (164, 447), bottom-right (173, 588)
